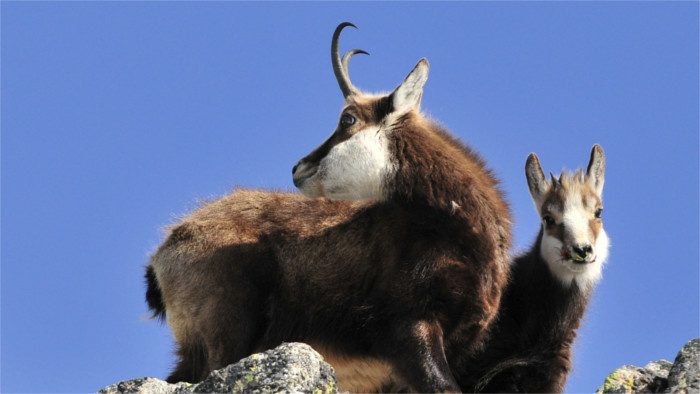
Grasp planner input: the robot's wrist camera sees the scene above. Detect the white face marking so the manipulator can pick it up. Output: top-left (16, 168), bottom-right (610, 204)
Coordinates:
top-left (561, 195), bottom-right (592, 249)
top-left (294, 58), bottom-right (428, 201)
top-left (539, 184), bottom-right (609, 290)
top-left (541, 232), bottom-right (607, 291)
top-left (297, 125), bottom-right (396, 200)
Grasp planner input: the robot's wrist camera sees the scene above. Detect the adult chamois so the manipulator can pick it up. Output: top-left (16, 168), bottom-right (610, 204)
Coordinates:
top-left (456, 145), bottom-right (609, 393)
top-left (146, 22), bottom-right (511, 393)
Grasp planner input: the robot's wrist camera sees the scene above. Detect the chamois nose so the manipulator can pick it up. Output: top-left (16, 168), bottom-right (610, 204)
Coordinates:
top-left (292, 160), bottom-right (316, 189)
top-left (292, 161), bottom-right (308, 188)
top-left (292, 160), bottom-right (302, 175)
top-left (572, 245), bottom-right (593, 260)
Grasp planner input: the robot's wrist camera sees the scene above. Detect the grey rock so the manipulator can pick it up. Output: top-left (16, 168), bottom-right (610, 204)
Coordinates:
top-left (595, 361), bottom-right (672, 394)
top-left (102, 338), bottom-right (699, 394)
top-left (596, 338), bottom-right (699, 394)
top-left (97, 377), bottom-right (184, 394)
top-left (98, 342), bottom-right (338, 394)
top-left (665, 338), bottom-right (700, 394)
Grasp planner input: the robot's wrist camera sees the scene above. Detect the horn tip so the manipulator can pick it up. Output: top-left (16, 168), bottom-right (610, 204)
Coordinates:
top-left (338, 22), bottom-right (358, 30)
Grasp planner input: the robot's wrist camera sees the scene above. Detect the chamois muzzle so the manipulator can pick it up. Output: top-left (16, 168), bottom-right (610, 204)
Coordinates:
top-left (292, 160), bottom-right (316, 189)
top-left (569, 244), bottom-right (594, 264)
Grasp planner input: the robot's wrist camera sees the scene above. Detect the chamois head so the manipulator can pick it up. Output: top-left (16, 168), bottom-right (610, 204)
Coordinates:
top-left (292, 22), bottom-right (429, 200)
top-left (525, 145), bottom-right (610, 289)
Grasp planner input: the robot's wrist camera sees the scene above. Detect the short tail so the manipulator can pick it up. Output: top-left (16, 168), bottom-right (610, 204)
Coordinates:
top-left (145, 265), bottom-right (166, 321)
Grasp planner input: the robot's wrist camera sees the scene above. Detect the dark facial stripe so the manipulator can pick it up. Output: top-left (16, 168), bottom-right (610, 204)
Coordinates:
top-left (300, 95), bottom-right (395, 167)
top-left (300, 131), bottom-right (351, 166)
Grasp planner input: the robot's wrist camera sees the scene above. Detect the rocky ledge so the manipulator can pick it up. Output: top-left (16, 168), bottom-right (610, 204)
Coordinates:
top-left (99, 338), bottom-right (698, 393)
top-left (98, 342), bottom-right (338, 394)
top-left (596, 338), bottom-right (699, 394)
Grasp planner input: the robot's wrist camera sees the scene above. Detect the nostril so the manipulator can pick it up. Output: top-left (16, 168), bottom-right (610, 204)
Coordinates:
top-left (292, 163), bottom-right (299, 175)
top-left (573, 245), bottom-right (592, 258)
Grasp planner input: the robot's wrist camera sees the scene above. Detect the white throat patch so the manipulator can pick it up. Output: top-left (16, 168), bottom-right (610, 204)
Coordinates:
top-left (317, 126), bottom-right (396, 200)
top-left (540, 228), bottom-right (609, 291)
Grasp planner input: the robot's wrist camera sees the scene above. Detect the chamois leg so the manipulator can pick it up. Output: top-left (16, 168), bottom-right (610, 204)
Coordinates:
top-left (167, 341), bottom-right (207, 383)
top-left (200, 282), bottom-right (265, 376)
top-left (385, 320), bottom-right (461, 393)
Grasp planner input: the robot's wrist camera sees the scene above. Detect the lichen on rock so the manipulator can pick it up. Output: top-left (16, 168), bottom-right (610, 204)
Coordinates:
top-left (595, 361), bottom-right (672, 393)
top-left (596, 338), bottom-right (699, 394)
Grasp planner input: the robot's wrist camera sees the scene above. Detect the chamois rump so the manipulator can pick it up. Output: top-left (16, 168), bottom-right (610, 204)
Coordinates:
top-left (145, 22), bottom-right (511, 393)
top-left (456, 145), bottom-right (609, 393)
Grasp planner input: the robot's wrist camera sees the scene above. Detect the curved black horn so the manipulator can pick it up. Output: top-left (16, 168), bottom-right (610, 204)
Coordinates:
top-left (332, 22), bottom-right (368, 97)
top-left (342, 49), bottom-right (370, 82)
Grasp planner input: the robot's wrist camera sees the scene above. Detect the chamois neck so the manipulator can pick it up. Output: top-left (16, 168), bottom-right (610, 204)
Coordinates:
top-left (507, 230), bottom-right (591, 333)
top-left (387, 114), bottom-right (506, 221)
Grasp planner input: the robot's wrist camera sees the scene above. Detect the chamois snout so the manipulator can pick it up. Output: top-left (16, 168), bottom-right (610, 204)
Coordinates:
top-left (292, 160), bottom-right (320, 194)
top-left (292, 160), bottom-right (313, 178)
top-left (291, 161), bottom-right (303, 185)
top-left (569, 244), bottom-right (594, 263)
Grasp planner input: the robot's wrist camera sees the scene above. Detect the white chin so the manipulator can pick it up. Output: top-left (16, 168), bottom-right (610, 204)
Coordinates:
top-left (541, 238), bottom-right (603, 288)
top-left (556, 259), bottom-right (602, 289)
top-left (296, 177), bottom-right (325, 199)
top-left (565, 259), bottom-right (598, 274)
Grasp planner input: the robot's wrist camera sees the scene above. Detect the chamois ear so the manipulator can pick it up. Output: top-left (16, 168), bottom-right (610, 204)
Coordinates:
top-left (390, 58), bottom-right (429, 116)
top-left (526, 153), bottom-right (548, 206)
top-left (586, 144), bottom-right (605, 196)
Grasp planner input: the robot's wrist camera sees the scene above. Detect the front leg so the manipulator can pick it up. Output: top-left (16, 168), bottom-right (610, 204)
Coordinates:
top-left (384, 320), bottom-right (461, 393)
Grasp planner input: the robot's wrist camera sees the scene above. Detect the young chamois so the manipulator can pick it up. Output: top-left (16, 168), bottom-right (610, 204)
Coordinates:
top-left (456, 145), bottom-right (609, 393)
top-left (145, 22), bottom-right (511, 393)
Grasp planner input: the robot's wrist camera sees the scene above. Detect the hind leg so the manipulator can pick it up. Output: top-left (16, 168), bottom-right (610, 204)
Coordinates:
top-left (165, 285), bottom-right (265, 383)
top-left (199, 282), bottom-right (267, 376)
top-left (381, 320), bottom-right (461, 393)
top-left (167, 341), bottom-right (207, 383)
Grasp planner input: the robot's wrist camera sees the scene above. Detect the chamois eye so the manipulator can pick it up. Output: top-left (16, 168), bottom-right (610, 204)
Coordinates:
top-left (543, 215), bottom-right (555, 227)
top-left (340, 114), bottom-right (356, 128)
top-left (594, 208), bottom-right (603, 219)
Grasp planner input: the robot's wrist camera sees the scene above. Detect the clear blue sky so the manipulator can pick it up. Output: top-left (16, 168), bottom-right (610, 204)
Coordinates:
top-left (2, 2), bottom-right (698, 393)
